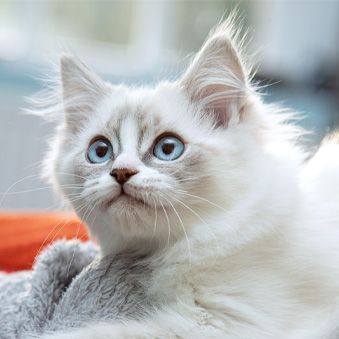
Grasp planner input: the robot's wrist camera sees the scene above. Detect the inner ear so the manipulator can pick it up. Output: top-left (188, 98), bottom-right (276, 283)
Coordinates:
top-left (193, 82), bottom-right (244, 127)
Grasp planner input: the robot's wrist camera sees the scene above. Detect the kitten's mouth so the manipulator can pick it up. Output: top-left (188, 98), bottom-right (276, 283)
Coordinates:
top-left (104, 189), bottom-right (149, 210)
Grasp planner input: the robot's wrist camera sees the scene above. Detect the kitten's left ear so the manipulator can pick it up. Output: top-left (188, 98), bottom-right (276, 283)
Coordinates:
top-left (60, 54), bottom-right (110, 131)
top-left (180, 22), bottom-right (249, 128)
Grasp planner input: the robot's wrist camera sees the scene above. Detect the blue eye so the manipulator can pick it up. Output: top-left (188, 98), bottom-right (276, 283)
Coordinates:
top-left (153, 135), bottom-right (185, 161)
top-left (87, 138), bottom-right (113, 164)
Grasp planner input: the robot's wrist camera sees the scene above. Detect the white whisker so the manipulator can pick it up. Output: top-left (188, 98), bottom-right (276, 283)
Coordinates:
top-left (160, 194), bottom-right (192, 265)
top-left (159, 199), bottom-right (171, 248)
top-left (165, 193), bottom-right (221, 258)
top-left (152, 198), bottom-right (158, 240)
top-left (177, 190), bottom-right (227, 212)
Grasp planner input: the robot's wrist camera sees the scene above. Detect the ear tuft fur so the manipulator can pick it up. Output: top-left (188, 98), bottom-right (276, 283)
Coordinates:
top-left (180, 14), bottom-right (251, 128)
top-left (25, 54), bottom-right (110, 132)
top-left (60, 54), bottom-right (110, 132)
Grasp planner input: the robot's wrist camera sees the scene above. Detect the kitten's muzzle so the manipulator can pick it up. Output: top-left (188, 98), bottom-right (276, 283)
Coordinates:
top-left (110, 168), bottom-right (139, 185)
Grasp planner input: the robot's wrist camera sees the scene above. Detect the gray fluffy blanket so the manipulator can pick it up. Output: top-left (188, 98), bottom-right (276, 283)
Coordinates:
top-left (0, 240), bottom-right (152, 339)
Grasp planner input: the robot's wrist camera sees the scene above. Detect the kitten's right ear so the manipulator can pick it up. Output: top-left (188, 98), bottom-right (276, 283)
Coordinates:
top-left (180, 20), bottom-right (249, 128)
top-left (60, 54), bottom-right (109, 131)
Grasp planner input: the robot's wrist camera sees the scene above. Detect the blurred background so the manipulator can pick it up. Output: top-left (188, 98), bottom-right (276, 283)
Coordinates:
top-left (0, 0), bottom-right (338, 210)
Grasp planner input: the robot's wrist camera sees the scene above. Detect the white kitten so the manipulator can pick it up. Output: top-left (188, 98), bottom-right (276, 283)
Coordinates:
top-left (36, 19), bottom-right (339, 339)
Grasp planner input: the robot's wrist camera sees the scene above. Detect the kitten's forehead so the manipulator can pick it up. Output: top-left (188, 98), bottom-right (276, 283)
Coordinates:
top-left (99, 87), bottom-right (161, 129)
top-left (91, 82), bottom-right (211, 151)
top-left (119, 115), bottom-right (139, 153)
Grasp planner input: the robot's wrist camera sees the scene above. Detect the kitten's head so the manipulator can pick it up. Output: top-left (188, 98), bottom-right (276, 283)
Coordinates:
top-left (41, 21), bottom-right (290, 254)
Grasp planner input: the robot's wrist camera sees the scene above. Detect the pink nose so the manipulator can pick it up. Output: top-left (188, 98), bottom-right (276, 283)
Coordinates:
top-left (110, 168), bottom-right (138, 185)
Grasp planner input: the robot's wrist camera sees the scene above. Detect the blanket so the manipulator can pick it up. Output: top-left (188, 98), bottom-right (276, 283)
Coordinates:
top-left (0, 240), bottom-right (153, 339)
top-left (0, 212), bottom-right (88, 272)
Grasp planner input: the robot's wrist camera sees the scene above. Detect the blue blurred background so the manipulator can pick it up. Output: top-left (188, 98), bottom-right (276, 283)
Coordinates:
top-left (0, 0), bottom-right (338, 210)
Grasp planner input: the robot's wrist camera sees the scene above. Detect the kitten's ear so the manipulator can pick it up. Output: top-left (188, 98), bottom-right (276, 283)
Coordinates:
top-left (180, 22), bottom-right (249, 127)
top-left (60, 54), bottom-right (109, 131)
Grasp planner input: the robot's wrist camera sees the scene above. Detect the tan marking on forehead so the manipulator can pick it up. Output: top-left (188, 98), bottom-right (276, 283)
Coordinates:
top-left (104, 103), bottom-right (137, 141)
top-left (136, 108), bottom-right (162, 128)
top-left (135, 108), bottom-right (163, 146)
top-left (102, 97), bottom-right (166, 155)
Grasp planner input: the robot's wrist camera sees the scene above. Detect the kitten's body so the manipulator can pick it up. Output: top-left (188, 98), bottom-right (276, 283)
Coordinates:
top-left (36, 20), bottom-right (339, 339)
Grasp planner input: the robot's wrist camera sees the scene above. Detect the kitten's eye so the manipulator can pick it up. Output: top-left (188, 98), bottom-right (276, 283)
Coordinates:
top-left (153, 135), bottom-right (185, 161)
top-left (87, 137), bottom-right (113, 164)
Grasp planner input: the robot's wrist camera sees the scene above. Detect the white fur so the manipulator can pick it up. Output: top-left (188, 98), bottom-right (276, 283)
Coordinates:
top-left (36, 17), bottom-right (339, 339)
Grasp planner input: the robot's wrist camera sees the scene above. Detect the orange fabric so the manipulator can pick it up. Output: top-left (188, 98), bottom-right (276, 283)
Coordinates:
top-left (0, 212), bottom-right (89, 272)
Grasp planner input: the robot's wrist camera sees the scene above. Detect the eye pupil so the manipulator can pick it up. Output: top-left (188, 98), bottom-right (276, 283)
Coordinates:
top-left (162, 142), bottom-right (174, 155)
top-left (95, 143), bottom-right (108, 158)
